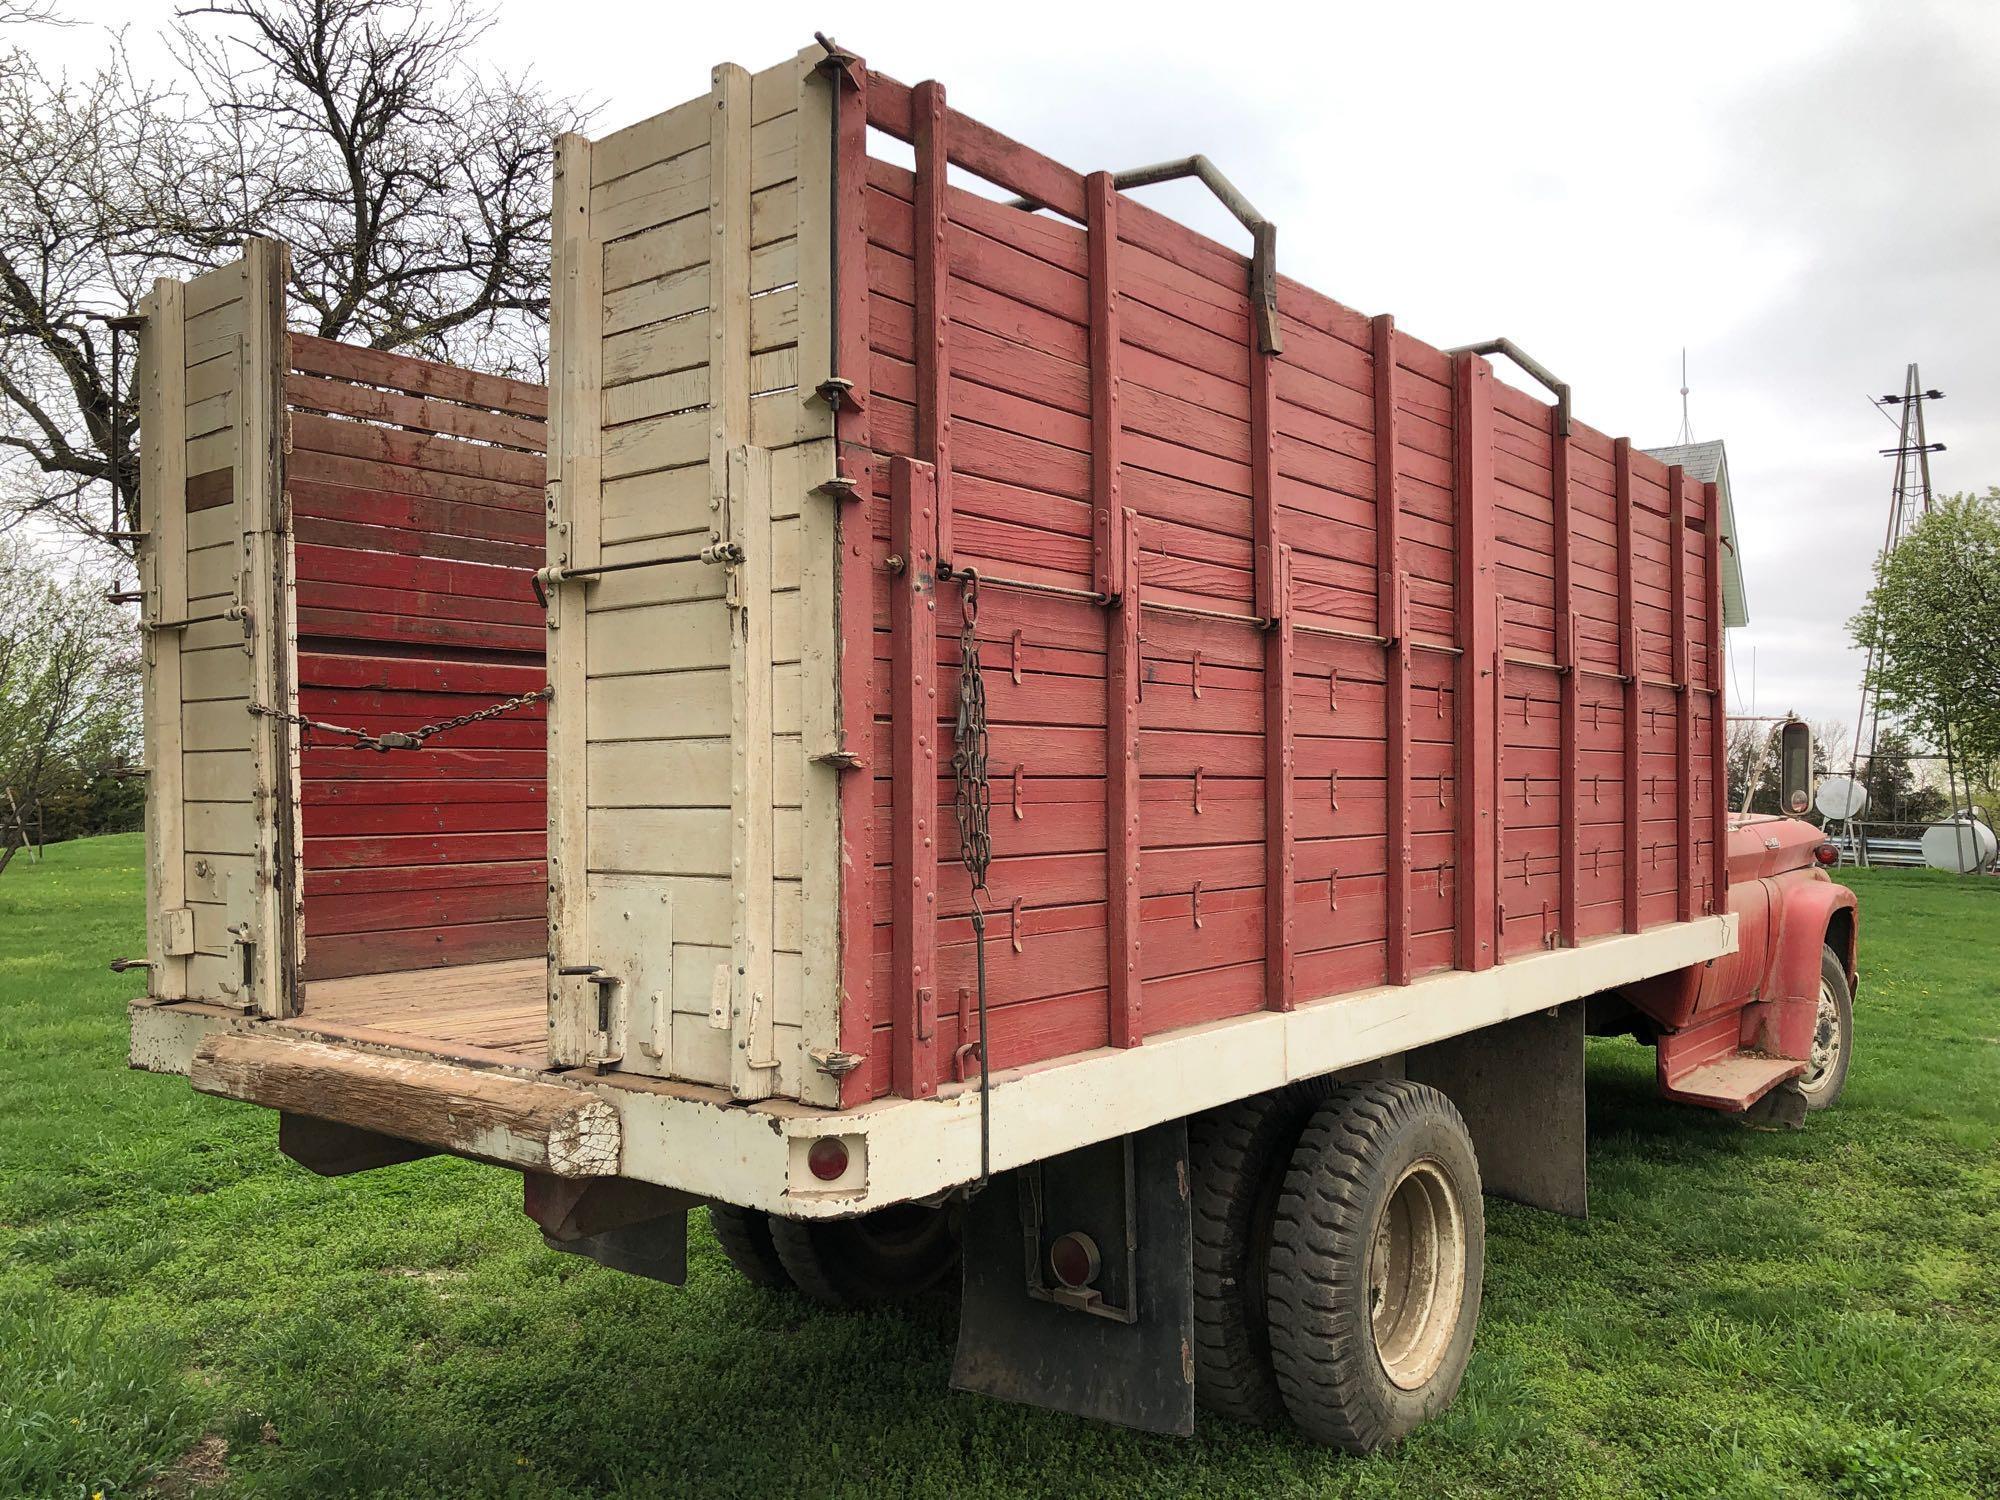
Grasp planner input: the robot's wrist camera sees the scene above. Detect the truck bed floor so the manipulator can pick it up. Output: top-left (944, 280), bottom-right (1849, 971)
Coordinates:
top-left (286, 958), bottom-right (547, 1069)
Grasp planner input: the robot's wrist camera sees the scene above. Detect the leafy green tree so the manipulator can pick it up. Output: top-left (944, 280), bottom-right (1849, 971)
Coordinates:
top-left (1849, 489), bottom-right (2000, 771)
top-left (0, 539), bottom-right (139, 871)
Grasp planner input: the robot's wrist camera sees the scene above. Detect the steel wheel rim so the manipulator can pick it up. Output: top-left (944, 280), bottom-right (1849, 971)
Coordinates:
top-left (1367, 1157), bottom-right (1466, 1390)
top-left (1800, 977), bottom-right (1842, 1097)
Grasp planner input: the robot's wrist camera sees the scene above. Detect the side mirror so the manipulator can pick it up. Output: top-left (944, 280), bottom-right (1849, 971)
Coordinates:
top-left (1777, 718), bottom-right (1814, 817)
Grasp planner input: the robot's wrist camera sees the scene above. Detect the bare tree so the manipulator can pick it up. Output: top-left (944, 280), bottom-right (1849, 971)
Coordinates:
top-left (0, 0), bottom-right (587, 554)
top-left (0, 536), bottom-right (140, 873)
top-left (0, 3), bottom-right (73, 26)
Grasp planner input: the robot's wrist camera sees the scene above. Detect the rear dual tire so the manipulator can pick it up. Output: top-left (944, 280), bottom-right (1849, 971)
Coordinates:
top-left (1192, 1079), bottom-right (1485, 1452)
top-left (707, 1202), bottom-right (959, 1308)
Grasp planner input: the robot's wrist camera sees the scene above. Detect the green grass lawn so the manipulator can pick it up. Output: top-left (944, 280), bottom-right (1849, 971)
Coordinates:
top-left (2, 834), bottom-right (1995, 1499)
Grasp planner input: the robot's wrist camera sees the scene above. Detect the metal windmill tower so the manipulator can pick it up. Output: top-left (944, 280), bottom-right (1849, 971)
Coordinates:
top-left (1838, 362), bottom-right (1967, 862)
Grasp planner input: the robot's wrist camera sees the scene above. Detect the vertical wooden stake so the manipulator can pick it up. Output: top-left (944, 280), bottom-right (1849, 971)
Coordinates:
top-left (729, 447), bottom-right (778, 1100)
top-left (913, 79), bottom-right (953, 567)
top-left (1265, 545), bottom-right (1296, 1010)
top-left (1090, 170), bottom-right (1142, 1048)
top-left (1452, 352), bottom-right (1499, 972)
top-left (239, 238), bottom-right (300, 1019)
top-left (1614, 438), bottom-right (1641, 934)
top-left (1553, 420), bottom-right (1581, 948)
top-left (709, 63), bottom-right (753, 546)
top-left (793, 48), bottom-right (842, 1107)
top-left (1249, 300), bottom-right (1279, 621)
top-left (1107, 508), bottom-right (1143, 1047)
top-left (546, 129), bottom-right (602, 1067)
top-left (1375, 315), bottom-right (1412, 984)
top-left (138, 275), bottom-right (189, 1003)
top-left (1668, 463), bottom-right (1695, 923)
top-left (1705, 479), bottom-right (1730, 913)
top-left (829, 49), bottom-right (876, 1106)
top-left (891, 457), bottom-right (941, 1098)
top-left (1088, 172), bottom-right (1124, 600)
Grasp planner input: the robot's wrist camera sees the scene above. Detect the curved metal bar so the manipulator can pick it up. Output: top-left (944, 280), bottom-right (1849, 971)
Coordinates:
top-left (1008, 154), bottom-right (1281, 354)
top-left (1444, 337), bottom-right (1572, 435)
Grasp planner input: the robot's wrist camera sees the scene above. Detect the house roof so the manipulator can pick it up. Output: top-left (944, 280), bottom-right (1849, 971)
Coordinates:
top-left (1641, 439), bottom-right (1749, 627)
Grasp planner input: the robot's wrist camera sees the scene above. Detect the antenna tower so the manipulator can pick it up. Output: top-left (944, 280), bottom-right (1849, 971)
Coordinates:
top-left (1676, 348), bottom-right (1694, 446)
top-left (1839, 362), bottom-right (1968, 864)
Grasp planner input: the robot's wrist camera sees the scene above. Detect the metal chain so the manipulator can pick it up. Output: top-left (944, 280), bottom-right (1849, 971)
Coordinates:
top-left (951, 569), bottom-right (994, 896)
top-left (250, 685), bottom-right (552, 753)
top-left (948, 567), bottom-right (995, 1189)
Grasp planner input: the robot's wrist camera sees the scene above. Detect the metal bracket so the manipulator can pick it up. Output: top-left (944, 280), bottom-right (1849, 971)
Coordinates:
top-left (809, 1047), bottom-right (865, 1078)
top-left (812, 30), bottom-right (864, 91)
top-left (813, 376), bottom-right (859, 411)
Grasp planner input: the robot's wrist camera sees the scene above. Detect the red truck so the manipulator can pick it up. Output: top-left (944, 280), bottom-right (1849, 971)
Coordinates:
top-left (126, 39), bottom-right (1857, 1451)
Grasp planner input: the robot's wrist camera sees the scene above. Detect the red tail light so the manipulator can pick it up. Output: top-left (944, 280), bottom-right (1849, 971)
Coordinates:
top-left (806, 1136), bottom-right (850, 1181)
top-left (1813, 841), bottom-right (1840, 867)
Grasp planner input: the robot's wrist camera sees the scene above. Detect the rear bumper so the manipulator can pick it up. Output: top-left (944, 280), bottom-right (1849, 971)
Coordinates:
top-left (133, 913), bottom-right (1736, 1220)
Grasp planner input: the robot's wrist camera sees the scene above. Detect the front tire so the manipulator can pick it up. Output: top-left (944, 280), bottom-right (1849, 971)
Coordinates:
top-left (1265, 1080), bottom-right (1485, 1452)
top-left (1797, 944), bottom-right (1854, 1111)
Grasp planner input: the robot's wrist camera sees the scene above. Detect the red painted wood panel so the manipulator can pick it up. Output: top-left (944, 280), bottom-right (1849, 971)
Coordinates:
top-left (841, 63), bottom-right (1726, 1095)
top-left (288, 337), bottom-right (548, 985)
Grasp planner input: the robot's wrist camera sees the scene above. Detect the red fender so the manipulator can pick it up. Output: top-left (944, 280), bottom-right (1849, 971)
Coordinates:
top-left (1748, 869), bottom-right (1857, 1059)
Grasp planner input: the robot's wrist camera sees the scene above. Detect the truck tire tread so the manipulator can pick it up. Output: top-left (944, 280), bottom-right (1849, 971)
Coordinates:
top-left (1266, 1080), bottom-right (1484, 1452)
top-left (1188, 1079), bottom-right (1334, 1426)
top-left (706, 1204), bottom-right (791, 1289)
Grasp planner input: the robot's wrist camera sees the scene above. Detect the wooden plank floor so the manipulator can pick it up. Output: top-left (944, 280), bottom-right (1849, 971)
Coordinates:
top-left (287, 958), bottom-right (547, 1067)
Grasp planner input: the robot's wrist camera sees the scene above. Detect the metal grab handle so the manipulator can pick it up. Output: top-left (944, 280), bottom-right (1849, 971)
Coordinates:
top-left (1008, 155), bottom-right (1281, 355)
top-left (1444, 337), bottom-right (1572, 435)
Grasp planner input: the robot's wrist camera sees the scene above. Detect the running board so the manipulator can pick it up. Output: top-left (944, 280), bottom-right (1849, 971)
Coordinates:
top-left (1661, 1053), bottom-right (1804, 1112)
top-left (190, 1034), bottom-right (621, 1177)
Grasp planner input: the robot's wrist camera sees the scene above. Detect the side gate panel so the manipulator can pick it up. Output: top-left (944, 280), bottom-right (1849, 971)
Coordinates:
top-left (547, 50), bottom-right (841, 1101)
top-left (138, 241), bottom-right (300, 1016)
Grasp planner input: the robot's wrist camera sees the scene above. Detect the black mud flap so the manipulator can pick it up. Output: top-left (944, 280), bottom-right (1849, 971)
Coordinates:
top-left (951, 1119), bottom-right (1194, 1435)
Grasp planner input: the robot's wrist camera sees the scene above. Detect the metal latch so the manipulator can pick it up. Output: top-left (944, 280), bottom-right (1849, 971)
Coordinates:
top-left (558, 963), bottom-right (623, 1062)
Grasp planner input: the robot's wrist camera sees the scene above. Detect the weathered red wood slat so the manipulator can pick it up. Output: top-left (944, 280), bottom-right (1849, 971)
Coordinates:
top-left (285, 373), bottom-right (546, 453)
top-left (1452, 353), bottom-right (1498, 971)
top-left (865, 73), bottom-right (1087, 223)
top-left (1265, 545), bottom-right (1297, 1010)
top-left (289, 411), bottom-right (545, 490)
top-left (890, 456), bottom-right (941, 1098)
top-left (289, 332), bottom-right (547, 418)
top-left (1614, 437), bottom-right (1641, 932)
top-left (1553, 419), bottom-right (1581, 948)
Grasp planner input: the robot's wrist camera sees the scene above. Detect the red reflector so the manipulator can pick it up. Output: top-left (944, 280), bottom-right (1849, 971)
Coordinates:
top-left (1049, 1231), bottom-right (1101, 1289)
top-left (806, 1137), bottom-right (850, 1181)
top-left (1814, 842), bottom-right (1840, 867)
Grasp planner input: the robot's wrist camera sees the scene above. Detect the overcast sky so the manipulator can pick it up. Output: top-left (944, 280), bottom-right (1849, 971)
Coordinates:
top-left (39, 0), bottom-right (1999, 732)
